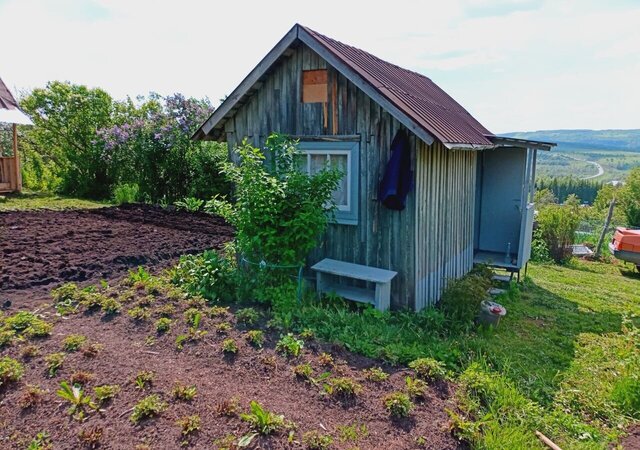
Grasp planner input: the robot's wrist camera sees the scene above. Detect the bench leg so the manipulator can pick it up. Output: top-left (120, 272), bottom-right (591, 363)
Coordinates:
top-left (374, 282), bottom-right (391, 311)
top-left (316, 272), bottom-right (325, 296)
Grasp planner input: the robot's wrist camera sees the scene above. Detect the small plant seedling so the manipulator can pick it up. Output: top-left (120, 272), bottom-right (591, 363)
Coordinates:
top-left (155, 317), bottom-right (172, 334)
top-left (276, 333), bottom-right (304, 357)
top-left (78, 426), bottom-right (103, 449)
top-left (172, 383), bottom-right (197, 401)
top-left (215, 397), bottom-right (240, 416)
top-left (145, 335), bottom-right (157, 347)
top-left (405, 376), bottom-right (428, 399)
top-left (81, 343), bottom-right (104, 358)
top-left (176, 414), bottom-right (201, 436)
top-left (70, 371), bottom-right (95, 386)
top-left (19, 385), bottom-right (46, 409)
top-left (134, 370), bottom-right (155, 389)
top-left (302, 430), bottom-right (333, 450)
top-left (155, 303), bottom-right (176, 317)
top-left (240, 401), bottom-right (286, 435)
top-left (21, 344), bottom-right (40, 359)
top-left (185, 295), bottom-right (207, 309)
top-left (0, 329), bottom-right (15, 347)
top-left (324, 377), bottom-right (362, 400)
top-left (299, 328), bottom-right (316, 341)
top-left (408, 357), bottom-right (447, 382)
top-left (293, 363), bottom-right (313, 381)
top-left (383, 391), bottom-right (414, 418)
top-left (184, 308), bottom-right (202, 327)
top-left (236, 307), bottom-right (260, 325)
top-left (128, 266), bottom-right (152, 285)
top-left (56, 381), bottom-right (97, 420)
top-left (222, 338), bottom-right (238, 354)
top-left (44, 353), bottom-right (65, 377)
top-left (130, 394), bottom-right (168, 423)
top-left (0, 356), bottom-right (24, 386)
top-left (208, 305), bottom-right (229, 318)
top-left (318, 352), bottom-right (334, 367)
top-left (215, 321), bottom-right (232, 334)
top-left (363, 367), bottom-right (389, 382)
top-left (62, 334), bottom-right (87, 352)
top-left (100, 297), bottom-right (122, 315)
top-left (337, 422), bottom-right (368, 443)
top-left (93, 384), bottom-right (120, 404)
top-left (26, 431), bottom-right (52, 450)
top-left (128, 306), bottom-right (150, 322)
top-left (245, 330), bottom-right (265, 347)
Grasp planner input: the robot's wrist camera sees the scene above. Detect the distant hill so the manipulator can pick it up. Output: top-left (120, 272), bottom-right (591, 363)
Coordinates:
top-left (502, 129), bottom-right (640, 152)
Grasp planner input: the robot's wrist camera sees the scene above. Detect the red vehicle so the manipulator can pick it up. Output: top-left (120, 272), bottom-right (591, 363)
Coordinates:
top-left (609, 227), bottom-right (640, 271)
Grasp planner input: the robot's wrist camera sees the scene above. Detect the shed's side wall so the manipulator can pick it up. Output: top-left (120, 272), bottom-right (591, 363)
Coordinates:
top-left (414, 142), bottom-right (477, 309)
top-left (224, 43), bottom-right (417, 309)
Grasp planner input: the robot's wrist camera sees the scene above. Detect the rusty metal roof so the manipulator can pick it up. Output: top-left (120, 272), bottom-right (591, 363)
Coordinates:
top-left (301, 26), bottom-right (494, 147)
top-left (0, 77), bottom-right (20, 110)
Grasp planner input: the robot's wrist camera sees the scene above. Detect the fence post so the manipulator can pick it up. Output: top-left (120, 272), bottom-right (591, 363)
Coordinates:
top-left (594, 198), bottom-right (615, 259)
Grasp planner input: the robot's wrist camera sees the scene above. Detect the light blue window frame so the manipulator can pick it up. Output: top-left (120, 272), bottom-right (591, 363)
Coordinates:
top-left (297, 141), bottom-right (359, 225)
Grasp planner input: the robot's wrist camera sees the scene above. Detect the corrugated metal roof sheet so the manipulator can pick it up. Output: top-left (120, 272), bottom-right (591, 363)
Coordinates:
top-left (0, 77), bottom-right (20, 110)
top-left (301, 26), bottom-right (495, 146)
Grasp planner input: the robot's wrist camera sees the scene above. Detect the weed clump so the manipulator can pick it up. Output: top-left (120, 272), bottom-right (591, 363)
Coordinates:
top-left (19, 385), bottom-right (46, 409)
top-left (0, 356), bottom-right (24, 386)
top-left (62, 334), bottom-right (87, 352)
top-left (130, 394), bottom-right (167, 423)
top-left (240, 401), bottom-right (286, 435)
top-left (93, 384), bottom-right (120, 404)
top-left (294, 362), bottom-right (313, 381)
top-left (221, 338), bottom-right (238, 354)
top-left (172, 383), bottom-right (197, 401)
top-left (408, 357), bottom-right (447, 382)
top-left (176, 414), bottom-right (201, 436)
top-left (245, 330), bottom-right (264, 347)
top-left (324, 377), bottom-right (362, 400)
top-left (236, 307), bottom-right (260, 325)
top-left (134, 370), bottom-right (154, 389)
top-left (44, 352), bottom-right (65, 377)
top-left (363, 367), bottom-right (388, 382)
top-left (276, 333), bottom-right (304, 357)
top-left (155, 317), bottom-right (172, 334)
top-left (302, 430), bottom-right (333, 449)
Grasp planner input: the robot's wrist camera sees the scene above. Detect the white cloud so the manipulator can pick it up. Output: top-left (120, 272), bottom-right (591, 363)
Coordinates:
top-left (1, 0), bottom-right (638, 131)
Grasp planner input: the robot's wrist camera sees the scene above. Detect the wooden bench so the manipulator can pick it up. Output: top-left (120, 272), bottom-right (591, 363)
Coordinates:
top-left (310, 258), bottom-right (397, 311)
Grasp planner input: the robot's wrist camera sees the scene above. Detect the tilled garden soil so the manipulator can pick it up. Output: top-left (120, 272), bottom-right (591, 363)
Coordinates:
top-left (0, 204), bottom-right (234, 307)
top-left (0, 278), bottom-right (462, 450)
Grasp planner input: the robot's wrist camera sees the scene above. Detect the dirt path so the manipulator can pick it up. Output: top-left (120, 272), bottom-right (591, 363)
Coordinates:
top-left (0, 204), bottom-right (234, 308)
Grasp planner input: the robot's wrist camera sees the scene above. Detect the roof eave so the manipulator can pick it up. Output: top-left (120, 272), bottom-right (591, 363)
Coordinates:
top-left (489, 136), bottom-right (556, 151)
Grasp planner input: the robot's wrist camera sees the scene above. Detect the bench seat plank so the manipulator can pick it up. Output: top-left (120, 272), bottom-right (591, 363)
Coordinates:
top-left (321, 283), bottom-right (376, 305)
top-left (310, 258), bottom-right (397, 283)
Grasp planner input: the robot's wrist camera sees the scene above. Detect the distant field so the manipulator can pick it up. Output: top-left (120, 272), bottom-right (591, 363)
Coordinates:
top-left (536, 148), bottom-right (640, 182)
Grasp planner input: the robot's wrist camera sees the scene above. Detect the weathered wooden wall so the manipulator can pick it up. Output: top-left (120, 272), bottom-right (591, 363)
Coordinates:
top-left (225, 43), bottom-right (417, 309)
top-left (414, 142), bottom-right (477, 309)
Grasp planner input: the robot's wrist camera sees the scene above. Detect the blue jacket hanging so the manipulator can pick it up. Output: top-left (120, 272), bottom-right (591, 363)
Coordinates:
top-left (378, 130), bottom-right (413, 210)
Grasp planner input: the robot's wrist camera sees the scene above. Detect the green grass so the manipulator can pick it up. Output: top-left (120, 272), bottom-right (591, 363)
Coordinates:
top-left (281, 260), bottom-right (639, 448)
top-left (0, 192), bottom-right (107, 211)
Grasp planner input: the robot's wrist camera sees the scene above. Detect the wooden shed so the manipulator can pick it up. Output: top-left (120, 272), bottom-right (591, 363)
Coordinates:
top-left (0, 76), bottom-right (32, 193)
top-left (194, 24), bottom-right (555, 310)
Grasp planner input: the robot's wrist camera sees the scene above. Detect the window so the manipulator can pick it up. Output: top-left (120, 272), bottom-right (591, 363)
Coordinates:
top-left (297, 141), bottom-right (359, 225)
top-left (302, 70), bottom-right (328, 103)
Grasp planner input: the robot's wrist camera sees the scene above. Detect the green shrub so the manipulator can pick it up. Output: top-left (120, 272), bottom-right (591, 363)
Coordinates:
top-left (206, 135), bottom-right (341, 289)
top-left (134, 370), bottom-right (154, 389)
top-left (405, 376), bottom-right (428, 399)
top-left (3, 311), bottom-right (53, 338)
top-left (293, 362), bottom-right (313, 381)
top-left (302, 430), bottom-right (333, 449)
top-left (438, 273), bottom-right (490, 327)
top-left (128, 306), bottom-right (150, 321)
top-left (408, 357), bottom-right (447, 382)
top-left (618, 167), bottom-right (640, 226)
top-left (130, 394), bottom-right (167, 423)
top-left (0, 356), bottom-right (24, 386)
top-left (240, 401), bottom-right (286, 435)
top-left (383, 392), bottom-right (413, 418)
top-left (100, 297), bottom-right (122, 315)
top-left (276, 333), bottom-right (304, 357)
top-left (112, 183), bottom-right (139, 204)
top-left (170, 249), bottom-right (237, 301)
top-left (176, 414), bottom-right (201, 436)
top-left (537, 202), bottom-right (582, 262)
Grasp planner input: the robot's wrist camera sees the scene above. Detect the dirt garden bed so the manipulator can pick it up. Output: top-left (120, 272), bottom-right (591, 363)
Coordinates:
top-left (0, 204), bottom-right (234, 307)
top-left (0, 273), bottom-right (461, 449)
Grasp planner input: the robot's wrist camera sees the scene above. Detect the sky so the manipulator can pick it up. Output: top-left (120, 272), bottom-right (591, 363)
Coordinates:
top-left (1, 0), bottom-right (639, 133)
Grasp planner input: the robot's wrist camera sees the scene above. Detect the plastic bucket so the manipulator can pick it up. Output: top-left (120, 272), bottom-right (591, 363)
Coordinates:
top-left (478, 300), bottom-right (507, 327)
